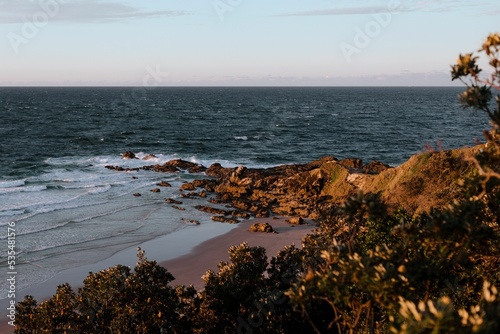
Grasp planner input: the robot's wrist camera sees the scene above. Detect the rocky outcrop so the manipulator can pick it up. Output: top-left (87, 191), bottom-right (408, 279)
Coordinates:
top-left (107, 146), bottom-right (481, 220)
top-left (203, 157), bottom-right (343, 219)
top-left (200, 148), bottom-right (478, 218)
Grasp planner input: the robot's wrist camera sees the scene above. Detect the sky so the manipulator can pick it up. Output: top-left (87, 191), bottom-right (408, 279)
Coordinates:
top-left (0, 0), bottom-right (498, 86)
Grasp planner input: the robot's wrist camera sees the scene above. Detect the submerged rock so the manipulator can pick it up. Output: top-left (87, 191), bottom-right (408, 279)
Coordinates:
top-left (157, 181), bottom-right (172, 187)
top-left (181, 218), bottom-right (200, 225)
top-left (165, 198), bottom-right (183, 205)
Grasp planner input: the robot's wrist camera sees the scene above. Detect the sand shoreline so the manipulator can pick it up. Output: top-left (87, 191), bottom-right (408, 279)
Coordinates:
top-left (1, 216), bottom-right (314, 333)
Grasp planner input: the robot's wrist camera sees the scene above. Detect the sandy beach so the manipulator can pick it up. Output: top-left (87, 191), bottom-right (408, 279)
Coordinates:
top-left (1, 216), bottom-right (315, 333)
top-left (161, 217), bottom-right (315, 289)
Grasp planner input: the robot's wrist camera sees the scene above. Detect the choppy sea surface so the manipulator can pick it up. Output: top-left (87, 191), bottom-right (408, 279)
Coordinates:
top-left (0, 87), bottom-right (490, 297)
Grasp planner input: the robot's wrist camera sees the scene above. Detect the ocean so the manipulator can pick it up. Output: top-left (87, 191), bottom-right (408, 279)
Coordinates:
top-left (0, 87), bottom-right (490, 297)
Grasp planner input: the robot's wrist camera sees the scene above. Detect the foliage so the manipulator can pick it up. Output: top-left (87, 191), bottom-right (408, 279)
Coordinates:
top-left (452, 32), bottom-right (500, 126)
top-left (15, 248), bottom-right (186, 333)
top-left (286, 32), bottom-right (500, 334)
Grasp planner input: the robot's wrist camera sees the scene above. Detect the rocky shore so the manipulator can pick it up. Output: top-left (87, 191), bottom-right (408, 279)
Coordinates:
top-left (107, 145), bottom-right (481, 220)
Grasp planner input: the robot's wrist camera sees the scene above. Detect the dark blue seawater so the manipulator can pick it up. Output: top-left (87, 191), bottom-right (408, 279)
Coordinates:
top-left (0, 87), bottom-right (491, 297)
top-left (0, 87), bottom-right (489, 179)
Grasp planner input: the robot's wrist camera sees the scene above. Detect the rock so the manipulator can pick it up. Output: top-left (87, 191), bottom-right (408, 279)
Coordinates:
top-left (287, 217), bottom-right (304, 225)
top-left (195, 205), bottom-right (229, 215)
top-left (255, 210), bottom-right (270, 218)
top-left (143, 154), bottom-right (157, 160)
top-left (206, 163), bottom-right (230, 178)
top-left (362, 160), bottom-right (392, 174)
top-left (150, 188), bottom-right (161, 193)
top-left (211, 216), bottom-right (239, 224)
top-left (180, 183), bottom-right (196, 191)
top-left (180, 192), bottom-right (199, 199)
top-left (157, 181), bottom-right (172, 187)
top-left (192, 179), bottom-right (208, 188)
top-left (249, 222), bottom-right (274, 233)
top-left (235, 165), bottom-right (247, 176)
top-left (208, 198), bottom-right (224, 205)
top-left (215, 182), bottom-right (250, 198)
top-left (153, 159), bottom-right (207, 173)
top-left (181, 218), bottom-right (200, 225)
top-left (231, 211), bottom-right (250, 219)
top-left (133, 193), bottom-right (141, 197)
top-left (165, 198), bottom-right (183, 205)
top-left (339, 158), bottom-right (363, 169)
top-left (105, 165), bottom-right (139, 172)
top-left (188, 165), bottom-right (207, 173)
top-left (122, 151), bottom-right (137, 159)
top-left (172, 205), bottom-right (185, 211)
top-left (142, 164), bottom-right (179, 173)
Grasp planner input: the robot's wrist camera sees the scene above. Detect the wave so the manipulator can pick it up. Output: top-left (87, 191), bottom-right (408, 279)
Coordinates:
top-left (0, 179), bottom-right (26, 188)
top-left (234, 136), bottom-right (248, 141)
top-left (43, 153), bottom-right (280, 180)
top-left (0, 209), bottom-right (25, 217)
top-left (22, 223), bottom-right (146, 256)
top-left (0, 185), bottom-right (47, 194)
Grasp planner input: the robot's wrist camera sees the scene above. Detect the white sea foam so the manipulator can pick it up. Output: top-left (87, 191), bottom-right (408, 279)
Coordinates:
top-left (234, 136), bottom-right (248, 141)
top-left (0, 152), bottom-right (275, 300)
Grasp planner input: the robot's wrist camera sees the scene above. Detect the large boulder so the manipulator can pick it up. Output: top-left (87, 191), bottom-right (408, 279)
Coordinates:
top-left (248, 223), bottom-right (274, 233)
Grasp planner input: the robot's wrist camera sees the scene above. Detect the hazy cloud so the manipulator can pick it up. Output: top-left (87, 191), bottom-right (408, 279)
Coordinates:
top-left (0, 0), bottom-right (190, 24)
top-left (277, 6), bottom-right (397, 17)
top-left (277, 0), bottom-right (492, 17)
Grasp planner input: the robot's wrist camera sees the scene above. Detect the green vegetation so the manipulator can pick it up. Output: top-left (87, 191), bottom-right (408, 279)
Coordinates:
top-left (15, 33), bottom-right (500, 334)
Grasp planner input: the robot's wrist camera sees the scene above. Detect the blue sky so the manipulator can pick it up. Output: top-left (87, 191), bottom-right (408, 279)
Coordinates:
top-left (0, 0), bottom-right (498, 86)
